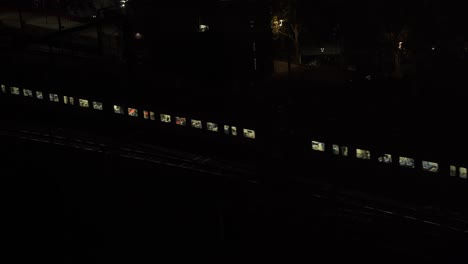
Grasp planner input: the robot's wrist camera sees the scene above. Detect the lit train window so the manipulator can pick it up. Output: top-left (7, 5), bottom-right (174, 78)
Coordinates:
top-left (460, 167), bottom-right (467, 179)
top-left (160, 114), bottom-right (171, 123)
top-left (150, 111), bottom-right (156, 120)
top-left (341, 146), bottom-right (349, 156)
top-left (332, 144), bottom-right (340, 155)
top-left (231, 126), bottom-right (238, 136)
top-left (191, 119), bottom-right (202, 129)
top-left (49, 93), bottom-right (59, 102)
top-left (422, 161), bottom-right (439, 173)
top-left (176, 117), bottom-right (187, 126)
top-left (207, 122), bottom-right (219, 132)
top-left (23, 89), bottom-right (33, 97)
top-left (36, 91), bottom-right (44, 99)
top-left (128, 108), bottom-right (138, 117)
top-left (114, 105), bottom-right (124, 114)
top-left (378, 154), bottom-right (392, 164)
top-left (1, 84), bottom-right (6, 93)
top-left (11, 87), bottom-right (20, 95)
top-left (312, 141), bottom-right (325, 152)
top-left (69, 97), bottom-right (75, 105)
top-left (93, 102), bottom-right (103, 110)
top-left (79, 99), bottom-right (89, 108)
top-left (143, 111), bottom-right (150, 120)
top-left (399, 157), bottom-right (415, 168)
top-left (224, 125), bottom-right (230, 135)
top-left (450, 165), bottom-right (457, 177)
top-left (63, 96), bottom-right (68, 104)
top-left (356, 149), bottom-right (371, 160)
top-left (243, 129), bottom-right (256, 139)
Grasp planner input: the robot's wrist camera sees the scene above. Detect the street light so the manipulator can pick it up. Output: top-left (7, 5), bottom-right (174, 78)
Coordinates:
top-left (198, 24), bottom-right (209, 32)
top-left (120, 0), bottom-right (129, 8)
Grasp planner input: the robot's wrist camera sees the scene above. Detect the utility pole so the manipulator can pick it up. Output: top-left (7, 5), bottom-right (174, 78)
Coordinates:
top-left (287, 39), bottom-right (292, 80)
top-left (97, 10), bottom-right (103, 55)
top-left (17, 8), bottom-right (25, 30)
top-left (43, 0), bottom-right (48, 24)
top-left (56, 0), bottom-right (63, 31)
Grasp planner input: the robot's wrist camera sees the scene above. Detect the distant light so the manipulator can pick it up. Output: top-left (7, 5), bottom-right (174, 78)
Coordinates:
top-left (398, 41), bottom-right (403, 50)
top-left (92, 15), bottom-right (96, 18)
top-left (198, 24), bottom-right (209, 32)
top-left (120, 0), bottom-right (128, 8)
top-left (321, 48), bottom-right (325, 53)
top-left (135, 32), bottom-right (143, 40)
top-left (279, 19), bottom-right (283, 27)
top-left (432, 45), bottom-right (436, 51)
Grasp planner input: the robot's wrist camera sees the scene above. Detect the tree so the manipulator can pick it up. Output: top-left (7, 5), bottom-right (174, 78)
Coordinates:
top-left (271, 0), bottom-right (302, 64)
top-left (382, 25), bottom-right (410, 78)
top-left (62, 0), bottom-right (118, 17)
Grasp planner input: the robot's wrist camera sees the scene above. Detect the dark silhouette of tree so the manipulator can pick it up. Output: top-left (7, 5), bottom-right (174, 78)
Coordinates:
top-left (271, 0), bottom-right (302, 64)
top-left (381, 25), bottom-right (411, 78)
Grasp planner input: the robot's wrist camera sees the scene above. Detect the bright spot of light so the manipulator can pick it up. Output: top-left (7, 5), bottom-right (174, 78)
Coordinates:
top-left (198, 24), bottom-right (209, 32)
top-left (135, 32), bottom-right (143, 40)
top-left (320, 48), bottom-right (325, 53)
top-left (120, 0), bottom-right (128, 8)
top-left (398, 41), bottom-right (403, 50)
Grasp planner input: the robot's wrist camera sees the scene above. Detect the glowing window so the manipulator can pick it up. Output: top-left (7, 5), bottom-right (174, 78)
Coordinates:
top-left (312, 141), bottom-right (325, 152)
top-left (191, 119), bottom-right (202, 129)
top-left (150, 111), bottom-right (156, 120)
top-left (422, 161), bottom-right (439, 173)
top-left (114, 105), bottom-right (124, 114)
top-left (176, 117), bottom-right (187, 126)
top-left (1, 84), bottom-right (6, 93)
top-left (378, 154), bottom-right (392, 164)
top-left (49, 93), bottom-right (59, 102)
top-left (356, 149), bottom-right (371, 160)
top-left (160, 114), bottom-right (171, 123)
top-left (460, 167), bottom-right (467, 179)
top-left (11, 87), bottom-right (20, 95)
top-left (69, 97), bottom-right (75, 105)
top-left (143, 111), bottom-right (150, 120)
top-left (207, 122), bottom-right (219, 132)
top-left (341, 146), bottom-right (349, 156)
top-left (93, 102), bottom-right (103, 110)
top-left (231, 126), bottom-right (238, 136)
top-left (450, 166), bottom-right (457, 177)
top-left (23, 89), bottom-right (33, 97)
top-left (224, 125), bottom-right (230, 135)
top-left (63, 96), bottom-right (68, 104)
top-left (243, 129), bottom-right (256, 139)
top-left (79, 99), bottom-right (89, 108)
top-left (356, 149), bottom-right (371, 159)
top-left (332, 145), bottom-right (340, 155)
top-left (36, 91), bottom-right (44, 99)
top-left (399, 157), bottom-right (415, 168)
top-left (128, 108), bottom-right (138, 117)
